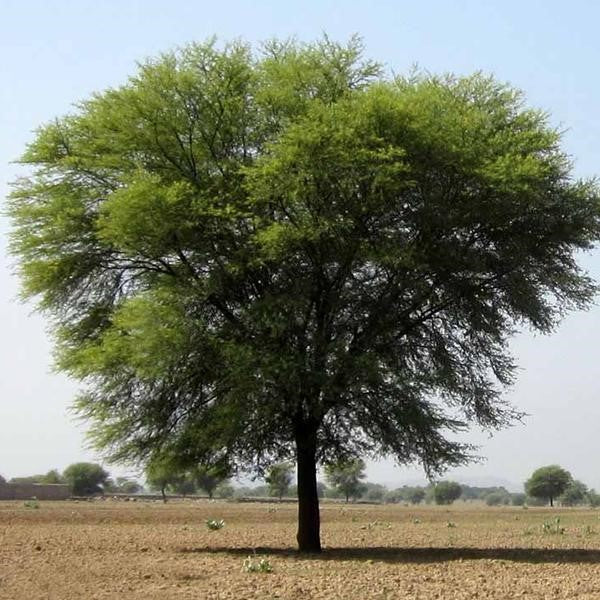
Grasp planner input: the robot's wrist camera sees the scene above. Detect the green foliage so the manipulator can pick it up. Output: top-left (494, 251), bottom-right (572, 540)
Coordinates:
top-left (40, 470), bottom-right (65, 484)
top-left (587, 489), bottom-right (600, 507)
top-left (484, 491), bottom-right (511, 506)
top-left (242, 555), bottom-right (273, 574)
top-left (145, 453), bottom-right (186, 501)
top-left (511, 493), bottom-right (527, 506)
top-left (560, 479), bottom-right (588, 506)
top-left (205, 518), bottom-right (225, 530)
top-left (193, 463), bottom-right (232, 499)
top-left (363, 483), bottom-right (387, 502)
top-left (433, 481), bottom-right (462, 505)
top-left (265, 462), bottom-right (294, 500)
top-left (9, 35), bottom-right (600, 551)
top-left (23, 498), bottom-right (40, 509)
top-left (525, 465), bottom-right (572, 507)
top-left (324, 459), bottom-right (367, 502)
top-left (215, 483), bottom-right (235, 499)
top-left (106, 476), bottom-right (142, 494)
top-left (63, 463), bottom-right (110, 496)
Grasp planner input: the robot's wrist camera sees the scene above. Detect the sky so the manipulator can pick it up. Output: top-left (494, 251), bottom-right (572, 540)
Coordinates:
top-left (2, 0), bottom-right (600, 490)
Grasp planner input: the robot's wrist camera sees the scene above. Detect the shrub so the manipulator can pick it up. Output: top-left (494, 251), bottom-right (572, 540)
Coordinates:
top-left (205, 519), bottom-right (225, 530)
top-left (434, 481), bottom-right (462, 505)
top-left (242, 555), bottom-right (273, 573)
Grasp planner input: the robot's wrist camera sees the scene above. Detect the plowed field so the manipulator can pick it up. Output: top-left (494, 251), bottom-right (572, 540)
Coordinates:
top-left (2, 500), bottom-right (600, 599)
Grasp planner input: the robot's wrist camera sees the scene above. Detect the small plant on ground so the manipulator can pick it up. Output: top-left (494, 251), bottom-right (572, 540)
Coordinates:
top-left (205, 518), bottom-right (225, 531)
top-left (446, 521), bottom-right (456, 528)
top-left (23, 498), bottom-right (39, 509)
top-left (242, 553), bottom-right (273, 573)
top-left (542, 517), bottom-right (565, 535)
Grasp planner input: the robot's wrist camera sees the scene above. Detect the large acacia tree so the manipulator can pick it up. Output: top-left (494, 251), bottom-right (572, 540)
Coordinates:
top-left (9, 37), bottom-right (600, 552)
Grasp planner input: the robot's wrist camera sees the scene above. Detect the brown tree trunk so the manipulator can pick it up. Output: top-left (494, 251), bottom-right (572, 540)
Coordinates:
top-left (295, 424), bottom-right (321, 553)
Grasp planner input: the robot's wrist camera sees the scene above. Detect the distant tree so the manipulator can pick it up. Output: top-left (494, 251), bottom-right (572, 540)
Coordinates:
top-left (587, 489), bottom-right (600, 508)
top-left (363, 483), bottom-right (387, 502)
top-left (325, 459), bottom-right (367, 503)
top-left (265, 463), bottom-right (294, 500)
top-left (433, 481), bottom-right (462, 505)
top-left (193, 464), bottom-right (231, 499)
top-left (560, 479), bottom-right (588, 506)
top-left (41, 469), bottom-right (65, 484)
top-left (511, 493), bottom-right (527, 506)
top-left (406, 487), bottom-right (426, 504)
top-left (525, 465), bottom-right (572, 507)
top-left (316, 481), bottom-right (327, 498)
top-left (214, 483), bottom-right (235, 499)
top-left (0, 474), bottom-right (5, 485)
top-left (172, 475), bottom-right (197, 497)
top-left (111, 477), bottom-right (142, 494)
top-left (145, 455), bottom-right (184, 502)
top-left (484, 491), bottom-right (510, 506)
top-left (63, 463), bottom-right (110, 496)
top-left (383, 489), bottom-right (403, 504)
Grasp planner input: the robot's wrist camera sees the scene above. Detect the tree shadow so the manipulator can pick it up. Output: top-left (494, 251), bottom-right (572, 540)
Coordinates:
top-left (180, 545), bottom-right (600, 564)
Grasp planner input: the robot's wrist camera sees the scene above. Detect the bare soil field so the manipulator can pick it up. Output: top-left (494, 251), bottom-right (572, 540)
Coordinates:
top-left (2, 500), bottom-right (600, 599)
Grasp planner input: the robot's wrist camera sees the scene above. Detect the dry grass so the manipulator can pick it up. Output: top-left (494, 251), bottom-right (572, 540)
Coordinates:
top-left (2, 499), bottom-right (600, 599)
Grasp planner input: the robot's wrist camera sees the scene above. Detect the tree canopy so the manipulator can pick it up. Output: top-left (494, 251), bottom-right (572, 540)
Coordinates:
top-left (325, 459), bottom-right (367, 503)
top-left (9, 36), bottom-right (600, 551)
top-left (63, 462), bottom-right (110, 496)
top-left (525, 465), bottom-right (572, 507)
top-left (265, 462), bottom-right (294, 500)
top-left (433, 481), bottom-right (462, 505)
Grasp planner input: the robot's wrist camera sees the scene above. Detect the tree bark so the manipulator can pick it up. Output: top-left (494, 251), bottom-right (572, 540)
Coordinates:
top-left (295, 424), bottom-right (322, 553)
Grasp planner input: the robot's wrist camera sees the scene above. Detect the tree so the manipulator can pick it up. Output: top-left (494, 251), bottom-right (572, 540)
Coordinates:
top-left (363, 482), bottom-right (387, 502)
top-left (215, 483), bottom-right (235, 499)
top-left (193, 464), bottom-right (231, 499)
top-left (484, 491), bottom-right (510, 506)
top-left (511, 493), bottom-right (526, 506)
top-left (325, 459), bottom-right (367, 503)
top-left (172, 475), bottom-right (197, 497)
top-left (406, 487), bottom-right (426, 505)
top-left (41, 469), bottom-right (65, 484)
top-left (433, 481), bottom-right (462, 505)
top-left (560, 479), bottom-right (588, 506)
top-left (109, 476), bottom-right (142, 494)
top-left (63, 463), bottom-right (110, 496)
top-left (265, 462), bottom-right (294, 500)
top-left (0, 474), bottom-right (6, 485)
top-left (9, 37), bottom-right (600, 553)
top-left (145, 455), bottom-right (183, 502)
top-left (587, 489), bottom-right (600, 508)
top-left (525, 465), bottom-right (572, 507)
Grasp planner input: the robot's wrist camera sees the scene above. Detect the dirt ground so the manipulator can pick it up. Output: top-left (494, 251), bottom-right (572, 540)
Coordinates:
top-left (2, 500), bottom-right (600, 599)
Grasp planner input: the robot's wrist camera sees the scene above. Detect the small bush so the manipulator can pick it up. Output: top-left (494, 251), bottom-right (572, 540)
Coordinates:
top-left (23, 498), bottom-right (39, 509)
top-left (205, 518), bottom-right (225, 531)
top-left (242, 555), bottom-right (273, 573)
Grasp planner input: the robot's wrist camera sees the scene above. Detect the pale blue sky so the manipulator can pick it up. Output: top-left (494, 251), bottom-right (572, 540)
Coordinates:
top-left (2, 0), bottom-right (600, 489)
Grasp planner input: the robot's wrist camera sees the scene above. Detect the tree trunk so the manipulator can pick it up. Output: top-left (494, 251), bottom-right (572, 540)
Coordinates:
top-left (550, 496), bottom-right (553, 507)
top-left (295, 425), bottom-right (322, 553)
top-left (161, 485), bottom-right (167, 503)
